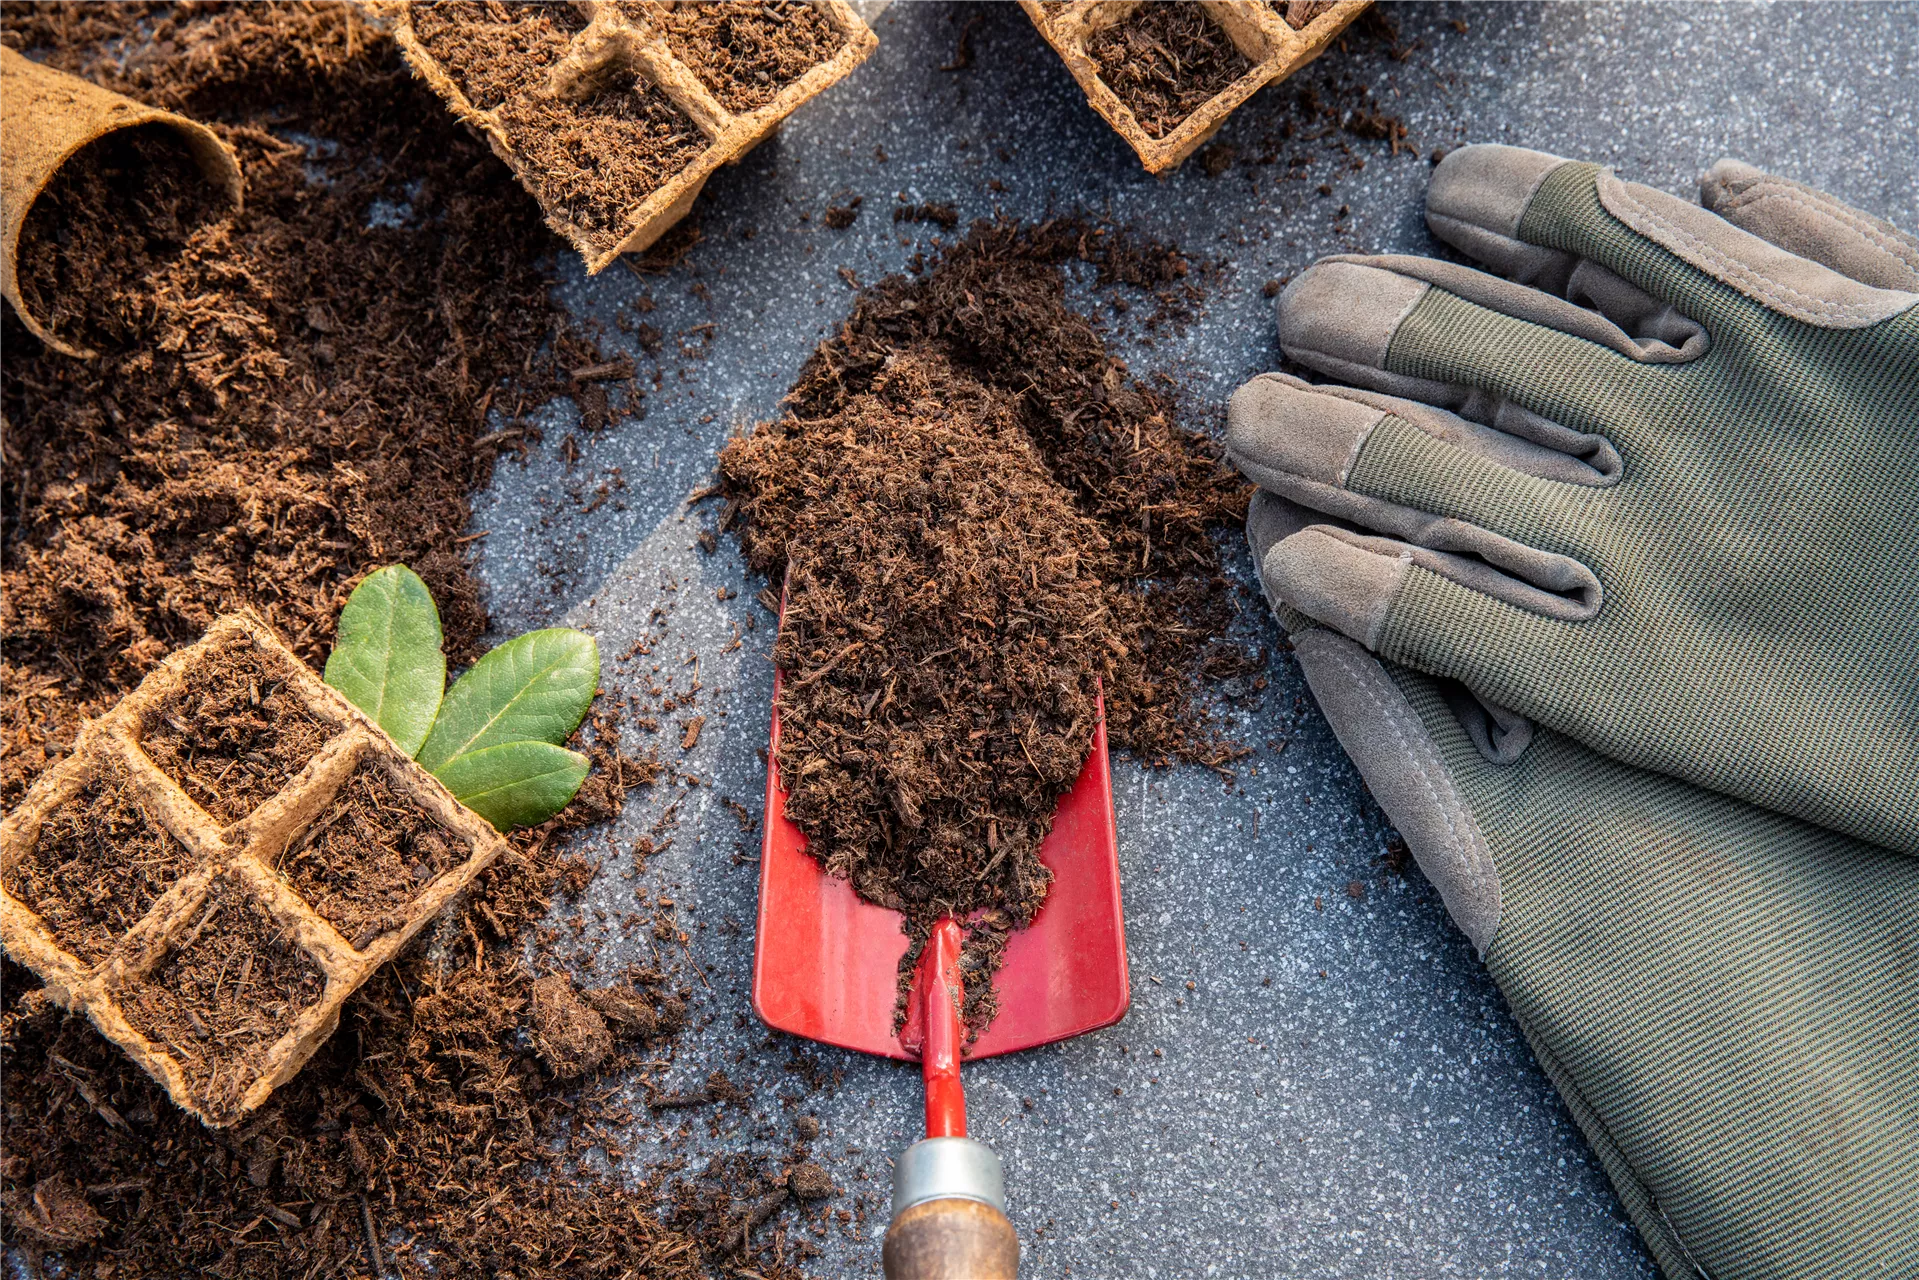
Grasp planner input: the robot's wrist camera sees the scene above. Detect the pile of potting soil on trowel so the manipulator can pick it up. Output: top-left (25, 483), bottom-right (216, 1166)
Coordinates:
top-left (720, 218), bottom-right (1256, 1016)
top-left (0, 6), bottom-right (819, 1277)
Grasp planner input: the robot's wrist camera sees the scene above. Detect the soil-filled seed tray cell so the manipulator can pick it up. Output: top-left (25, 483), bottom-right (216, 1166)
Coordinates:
top-left (631, 1), bottom-right (849, 112)
top-left (136, 627), bottom-right (332, 825)
top-left (278, 758), bottom-right (473, 951)
top-left (409, 1), bottom-right (710, 255)
top-left (1088, 2), bottom-right (1255, 139)
top-left (393, 0), bottom-right (877, 272)
top-left (0, 760), bottom-right (195, 968)
top-left (1019, 0), bottom-right (1371, 173)
top-left (113, 873), bottom-right (329, 1126)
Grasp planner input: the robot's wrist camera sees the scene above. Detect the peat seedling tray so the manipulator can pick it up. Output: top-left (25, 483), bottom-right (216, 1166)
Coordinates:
top-left (391, 0), bottom-right (878, 273)
top-left (0, 614), bottom-right (509, 1127)
top-left (1020, 0), bottom-right (1371, 174)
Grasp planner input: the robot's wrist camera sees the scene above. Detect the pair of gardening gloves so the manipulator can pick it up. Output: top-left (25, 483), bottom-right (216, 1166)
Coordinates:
top-left (1229, 144), bottom-right (1918, 1279)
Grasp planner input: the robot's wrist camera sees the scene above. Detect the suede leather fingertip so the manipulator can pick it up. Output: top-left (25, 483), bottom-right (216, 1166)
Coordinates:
top-left (1260, 527), bottom-right (1407, 650)
top-left (1227, 373), bottom-right (1385, 489)
top-left (1275, 260), bottom-right (1429, 379)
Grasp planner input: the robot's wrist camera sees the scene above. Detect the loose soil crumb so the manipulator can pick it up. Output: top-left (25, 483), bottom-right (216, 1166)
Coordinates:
top-left (411, 1), bottom-right (710, 255)
top-left (529, 971), bottom-right (613, 1078)
top-left (720, 218), bottom-right (1254, 1018)
top-left (1, 759), bottom-right (195, 967)
top-left (279, 760), bottom-right (467, 950)
top-left (640, 0), bottom-right (846, 112)
top-left (115, 873), bottom-right (327, 1125)
top-left (14, 122), bottom-right (228, 354)
top-left (136, 633), bottom-right (329, 825)
top-left (1088, 3), bottom-right (1254, 138)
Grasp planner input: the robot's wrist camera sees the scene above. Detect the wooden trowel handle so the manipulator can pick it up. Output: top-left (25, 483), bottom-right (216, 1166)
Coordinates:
top-left (883, 1197), bottom-right (1019, 1279)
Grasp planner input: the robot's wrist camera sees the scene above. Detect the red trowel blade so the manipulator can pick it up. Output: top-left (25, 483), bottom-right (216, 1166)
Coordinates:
top-left (751, 669), bottom-right (1130, 1062)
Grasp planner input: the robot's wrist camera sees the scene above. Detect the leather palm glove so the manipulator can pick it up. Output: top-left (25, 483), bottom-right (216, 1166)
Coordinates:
top-left (1228, 146), bottom-right (1919, 854)
top-left (1249, 490), bottom-right (1919, 1280)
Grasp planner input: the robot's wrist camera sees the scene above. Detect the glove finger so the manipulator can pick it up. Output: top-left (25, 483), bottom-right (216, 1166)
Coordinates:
top-left (1429, 144), bottom-right (1916, 331)
top-left (1247, 494), bottom-right (1505, 953)
top-left (1699, 159), bottom-right (1919, 292)
top-left (1228, 373), bottom-right (1605, 618)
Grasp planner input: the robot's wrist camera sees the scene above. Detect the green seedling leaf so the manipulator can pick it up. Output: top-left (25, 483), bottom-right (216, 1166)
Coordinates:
top-left (433, 740), bottom-right (589, 831)
top-left (416, 629), bottom-right (600, 773)
top-left (323, 564), bottom-right (445, 757)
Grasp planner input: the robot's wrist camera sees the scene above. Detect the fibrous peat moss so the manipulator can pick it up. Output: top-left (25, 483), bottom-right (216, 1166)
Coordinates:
top-left (640, 0), bottom-right (845, 112)
top-left (720, 218), bottom-right (1255, 1000)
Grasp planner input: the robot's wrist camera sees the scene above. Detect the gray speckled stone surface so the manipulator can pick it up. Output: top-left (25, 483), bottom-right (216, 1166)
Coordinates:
top-left (462, 4), bottom-right (1919, 1276)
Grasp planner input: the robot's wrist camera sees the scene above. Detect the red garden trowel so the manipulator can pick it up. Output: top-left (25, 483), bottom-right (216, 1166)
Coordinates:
top-left (751, 610), bottom-right (1129, 1278)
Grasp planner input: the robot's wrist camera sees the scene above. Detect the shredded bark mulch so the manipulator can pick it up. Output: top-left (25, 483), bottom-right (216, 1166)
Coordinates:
top-left (279, 761), bottom-right (468, 951)
top-left (1, 758), bottom-right (194, 967)
top-left (641, 0), bottom-right (845, 112)
top-left (720, 217), bottom-right (1256, 1013)
top-left (14, 122), bottom-right (229, 354)
top-left (1089, 2), bottom-right (1255, 138)
top-left (136, 632), bottom-right (330, 825)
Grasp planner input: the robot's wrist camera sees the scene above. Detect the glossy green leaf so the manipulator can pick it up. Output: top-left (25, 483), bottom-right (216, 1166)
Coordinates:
top-left (323, 564), bottom-right (445, 757)
top-left (433, 741), bottom-right (590, 831)
top-left (415, 629), bottom-right (599, 773)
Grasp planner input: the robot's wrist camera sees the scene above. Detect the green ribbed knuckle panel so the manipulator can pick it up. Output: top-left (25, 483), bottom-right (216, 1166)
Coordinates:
top-left (1387, 667), bottom-right (1919, 1280)
top-left (1364, 162), bottom-right (1919, 854)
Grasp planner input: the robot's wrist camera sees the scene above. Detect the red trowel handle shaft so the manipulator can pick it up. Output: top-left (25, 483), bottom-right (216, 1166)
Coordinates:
top-left (884, 917), bottom-right (1019, 1279)
top-left (919, 916), bottom-right (967, 1138)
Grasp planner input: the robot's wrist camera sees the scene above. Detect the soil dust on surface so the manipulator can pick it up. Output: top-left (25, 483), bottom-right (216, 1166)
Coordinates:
top-left (1089, 2), bottom-right (1255, 138)
top-left (0, 4), bottom-right (823, 1277)
top-left (720, 217), bottom-right (1256, 1020)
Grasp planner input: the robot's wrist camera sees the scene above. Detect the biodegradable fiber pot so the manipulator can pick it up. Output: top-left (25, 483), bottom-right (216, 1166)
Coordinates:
top-left (0, 615), bottom-right (511, 1127)
top-left (0, 47), bottom-right (243, 357)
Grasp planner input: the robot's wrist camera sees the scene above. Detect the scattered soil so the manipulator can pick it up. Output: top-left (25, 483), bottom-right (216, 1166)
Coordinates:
top-left (894, 200), bottom-right (959, 229)
top-left (640, 0), bottom-right (845, 112)
top-left (137, 632), bottom-right (330, 825)
top-left (0, 1), bottom-right (601, 814)
top-left (720, 218), bottom-right (1255, 1017)
top-left (1088, 3), bottom-right (1254, 138)
top-left (278, 760), bottom-right (467, 951)
top-left (115, 873), bottom-right (328, 1125)
top-left (1, 759), bottom-right (195, 967)
top-left (411, 1), bottom-right (710, 255)
top-left (13, 122), bottom-right (229, 354)
top-left (1, 8), bottom-right (814, 1277)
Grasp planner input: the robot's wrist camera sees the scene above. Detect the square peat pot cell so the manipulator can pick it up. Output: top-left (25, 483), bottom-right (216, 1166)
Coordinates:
top-left (392, 0), bottom-right (877, 271)
top-left (1020, 0), bottom-right (1372, 173)
top-left (0, 613), bottom-right (511, 1126)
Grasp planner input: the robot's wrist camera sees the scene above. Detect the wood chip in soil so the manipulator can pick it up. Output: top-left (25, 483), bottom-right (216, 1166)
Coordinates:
top-left (637, 0), bottom-right (846, 112)
top-left (1, 759), bottom-right (195, 967)
top-left (114, 873), bottom-right (327, 1125)
top-left (277, 760), bottom-right (467, 950)
top-left (1089, 2), bottom-right (1255, 138)
top-left (137, 634), bottom-right (330, 825)
top-left (411, 1), bottom-right (709, 254)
